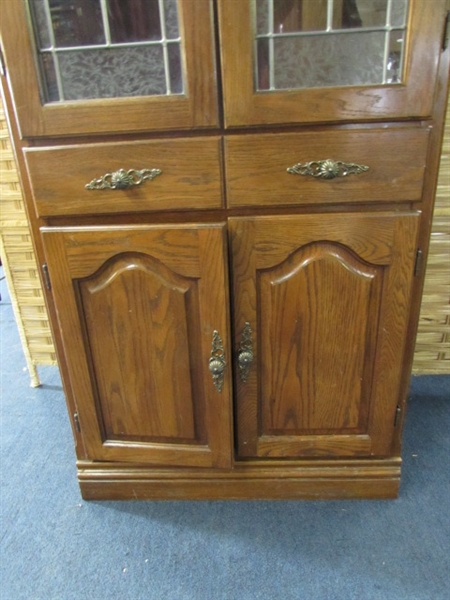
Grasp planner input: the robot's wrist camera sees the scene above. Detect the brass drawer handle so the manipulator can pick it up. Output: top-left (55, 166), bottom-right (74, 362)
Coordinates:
top-left (208, 330), bottom-right (226, 392)
top-left (237, 322), bottom-right (253, 383)
top-left (85, 168), bottom-right (162, 190)
top-left (287, 159), bottom-right (369, 180)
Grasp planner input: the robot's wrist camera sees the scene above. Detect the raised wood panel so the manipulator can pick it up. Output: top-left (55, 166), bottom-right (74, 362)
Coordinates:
top-left (79, 254), bottom-right (202, 443)
top-left (25, 137), bottom-right (223, 217)
top-left (225, 128), bottom-right (429, 208)
top-left (1, 0), bottom-right (218, 137)
top-left (218, 0), bottom-right (446, 127)
top-left (41, 224), bottom-right (233, 468)
top-left (259, 242), bottom-right (382, 435)
top-left (230, 212), bottom-right (420, 459)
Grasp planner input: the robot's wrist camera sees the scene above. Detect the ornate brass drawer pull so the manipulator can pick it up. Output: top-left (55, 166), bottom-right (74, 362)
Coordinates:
top-left (237, 322), bottom-right (253, 383)
top-left (85, 168), bottom-right (162, 190)
top-left (287, 159), bottom-right (369, 180)
top-left (208, 330), bottom-right (226, 392)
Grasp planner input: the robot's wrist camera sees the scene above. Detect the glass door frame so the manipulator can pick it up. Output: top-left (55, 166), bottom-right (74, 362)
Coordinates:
top-left (1, 0), bottom-right (218, 138)
top-left (218, 0), bottom-right (446, 127)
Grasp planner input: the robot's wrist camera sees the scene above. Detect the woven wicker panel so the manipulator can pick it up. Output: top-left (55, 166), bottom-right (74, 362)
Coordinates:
top-left (0, 97), bottom-right (57, 387)
top-left (412, 94), bottom-right (450, 374)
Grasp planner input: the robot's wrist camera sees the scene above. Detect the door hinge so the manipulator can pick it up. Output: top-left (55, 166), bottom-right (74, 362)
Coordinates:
top-left (0, 46), bottom-right (6, 77)
top-left (414, 249), bottom-right (424, 277)
top-left (394, 405), bottom-right (401, 427)
top-left (443, 10), bottom-right (450, 51)
top-left (73, 412), bottom-right (81, 433)
top-left (42, 263), bottom-right (51, 290)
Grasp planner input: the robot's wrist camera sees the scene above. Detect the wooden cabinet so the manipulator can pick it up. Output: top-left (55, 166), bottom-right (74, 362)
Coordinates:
top-left (230, 212), bottom-right (419, 459)
top-left (41, 224), bottom-right (233, 468)
top-left (1, 0), bottom-right (449, 500)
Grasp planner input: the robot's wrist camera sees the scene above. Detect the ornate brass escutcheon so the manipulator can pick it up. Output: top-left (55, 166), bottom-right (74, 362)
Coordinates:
top-left (237, 322), bottom-right (254, 383)
top-left (287, 159), bottom-right (369, 180)
top-left (209, 330), bottom-right (226, 392)
top-left (85, 168), bottom-right (162, 190)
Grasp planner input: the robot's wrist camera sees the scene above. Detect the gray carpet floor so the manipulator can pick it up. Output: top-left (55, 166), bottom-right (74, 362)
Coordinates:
top-left (1, 267), bottom-right (449, 600)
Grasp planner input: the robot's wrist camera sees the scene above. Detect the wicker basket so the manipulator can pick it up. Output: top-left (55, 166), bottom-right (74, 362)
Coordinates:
top-left (0, 99), bottom-right (57, 387)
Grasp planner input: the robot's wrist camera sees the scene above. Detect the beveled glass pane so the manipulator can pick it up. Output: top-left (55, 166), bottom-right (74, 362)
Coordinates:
top-left (256, 0), bottom-right (270, 34)
top-left (335, 0), bottom-right (388, 29)
top-left (58, 46), bottom-right (166, 100)
top-left (391, 0), bottom-right (408, 27)
top-left (107, 0), bottom-right (162, 43)
top-left (275, 0), bottom-right (327, 33)
top-left (386, 29), bottom-right (405, 83)
top-left (39, 52), bottom-right (59, 101)
top-left (168, 43), bottom-right (183, 94)
top-left (273, 31), bottom-right (385, 89)
top-left (164, 0), bottom-right (180, 39)
top-left (257, 38), bottom-right (270, 90)
top-left (28, 0), bottom-right (51, 49)
top-left (50, 0), bottom-right (105, 47)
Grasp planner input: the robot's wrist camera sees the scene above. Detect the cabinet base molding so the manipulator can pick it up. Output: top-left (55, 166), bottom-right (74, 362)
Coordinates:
top-left (77, 459), bottom-right (401, 501)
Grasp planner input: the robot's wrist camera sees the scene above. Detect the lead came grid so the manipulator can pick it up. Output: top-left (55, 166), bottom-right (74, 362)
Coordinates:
top-left (28, 0), bottom-right (183, 102)
top-left (254, 0), bottom-right (408, 91)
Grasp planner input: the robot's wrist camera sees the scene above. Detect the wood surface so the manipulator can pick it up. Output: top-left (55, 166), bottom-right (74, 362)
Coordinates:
top-left (41, 223), bottom-right (233, 468)
top-left (230, 212), bottom-right (419, 458)
top-left (25, 137), bottom-right (223, 216)
top-left (77, 458), bottom-right (401, 500)
top-left (225, 127), bottom-right (429, 207)
top-left (218, 0), bottom-right (445, 127)
top-left (0, 0), bottom-right (218, 137)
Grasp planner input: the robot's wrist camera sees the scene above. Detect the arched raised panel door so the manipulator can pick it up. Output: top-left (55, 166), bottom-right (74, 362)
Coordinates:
top-left (41, 224), bottom-right (233, 468)
top-left (218, 0), bottom-right (447, 127)
top-left (230, 212), bottom-right (419, 458)
top-left (0, 0), bottom-right (218, 136)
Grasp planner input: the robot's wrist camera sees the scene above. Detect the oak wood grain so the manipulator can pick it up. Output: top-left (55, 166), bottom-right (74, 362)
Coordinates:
top-left (42, 223), bottom-right (233, 468)
top-left (230, 211), bottom-right (419, 458)
top-left (225, 128), bottom-right (429, 207)
top-left (26, 137), bottom-right (223, 217)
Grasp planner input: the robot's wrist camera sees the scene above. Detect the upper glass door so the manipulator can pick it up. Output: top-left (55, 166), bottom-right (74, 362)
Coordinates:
top-left (28, 0), bottom-right (184, 102)
top-left (255, 0), bottom-right (408, 90)
top-left (1, 0), bottom-right (218, 137)
top-left (218, 0), bottom-right (446, 127)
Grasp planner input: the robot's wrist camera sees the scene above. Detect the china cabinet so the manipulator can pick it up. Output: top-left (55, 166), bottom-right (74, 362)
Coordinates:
top-left (1, 0), bottom-right (449, 500)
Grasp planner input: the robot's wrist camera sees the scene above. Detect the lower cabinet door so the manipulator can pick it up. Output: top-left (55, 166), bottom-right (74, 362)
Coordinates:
top-left (230, 212), bottom-right (420, 459)
top-left (42, 224), bottom-right (233, 468)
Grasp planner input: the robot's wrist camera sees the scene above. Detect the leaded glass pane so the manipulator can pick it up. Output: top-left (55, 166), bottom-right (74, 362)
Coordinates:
top-left (255, 0), bottom-right (409, 91)
top-left (27, 0), bottom-right (184, 102)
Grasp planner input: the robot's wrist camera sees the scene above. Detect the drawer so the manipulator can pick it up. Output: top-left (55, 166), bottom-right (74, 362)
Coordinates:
top-left (225, 128), bottom-right (430, 208)
top-left (25, 137), bottom-right (223, 217)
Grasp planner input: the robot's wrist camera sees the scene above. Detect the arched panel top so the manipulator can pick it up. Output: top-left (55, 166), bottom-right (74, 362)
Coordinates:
top-left (264, 241), bottom-right (380, 286)
top-left (83, 252), bottom-right (194, 295)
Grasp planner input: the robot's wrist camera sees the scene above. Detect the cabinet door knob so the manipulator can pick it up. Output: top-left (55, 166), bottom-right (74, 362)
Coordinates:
top-left (85, 168), bottom-right (162, 190)
top-left (209, 330), bottom-right (226, 392)
top-left (287, 159), bottom-right (369, 180)
top-left (237, 322), bottom-right (253, 383)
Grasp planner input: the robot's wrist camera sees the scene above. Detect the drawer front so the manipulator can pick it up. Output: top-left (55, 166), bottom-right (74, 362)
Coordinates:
top-left (25, 137), bottom-right (223, 217)
top-left (225, 128), bottom-right (430, 208)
